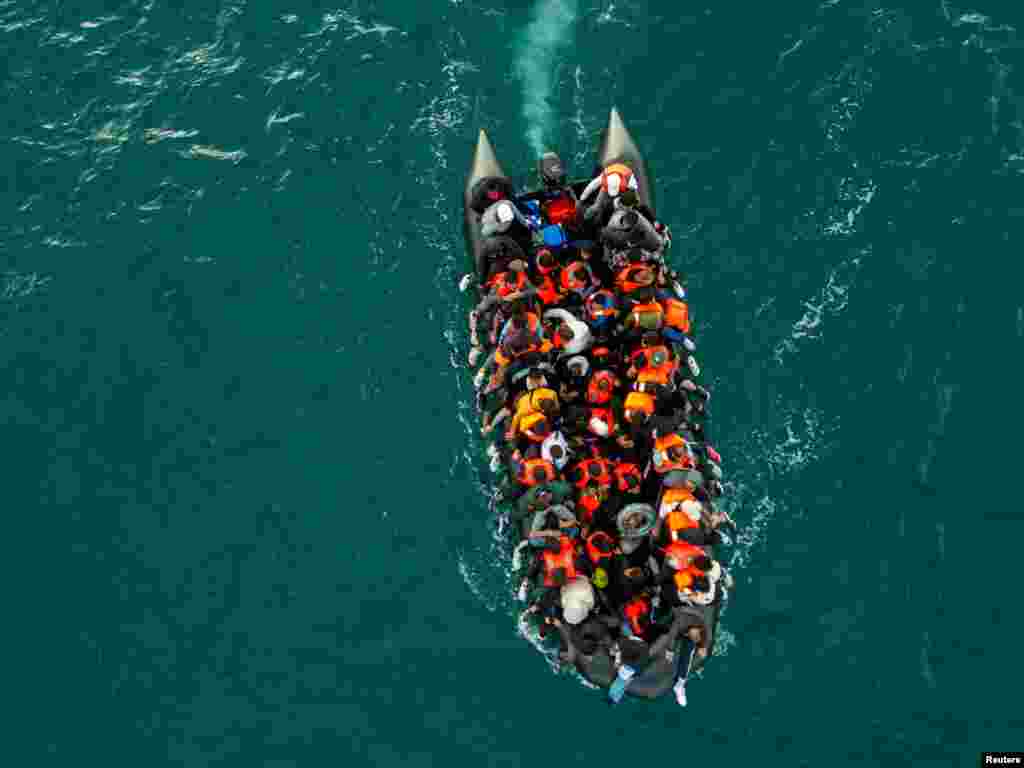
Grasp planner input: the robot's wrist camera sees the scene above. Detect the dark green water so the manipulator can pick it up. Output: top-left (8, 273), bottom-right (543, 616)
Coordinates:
top-left (3, 0), bottom-right (1022, 765)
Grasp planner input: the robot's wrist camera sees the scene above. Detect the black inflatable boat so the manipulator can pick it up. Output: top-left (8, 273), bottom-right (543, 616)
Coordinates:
top-left (463, 109), bottom-right (724, 701)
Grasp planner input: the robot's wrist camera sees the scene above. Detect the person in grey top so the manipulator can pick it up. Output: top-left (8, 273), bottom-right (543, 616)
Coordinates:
top-left (480, 199), bottom-right (534, 239)
top-left (601, 208), bottom-right (666, 253)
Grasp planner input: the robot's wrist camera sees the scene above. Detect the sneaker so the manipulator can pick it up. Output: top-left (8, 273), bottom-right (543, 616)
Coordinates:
top-left (673, 679), bottom-right (688, 707)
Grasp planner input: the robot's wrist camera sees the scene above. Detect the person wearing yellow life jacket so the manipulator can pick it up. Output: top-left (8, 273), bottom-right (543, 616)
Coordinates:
top-left (623, 389), bottom-right (656, 428)
top-left (505, 387), bottom-right (559, 443)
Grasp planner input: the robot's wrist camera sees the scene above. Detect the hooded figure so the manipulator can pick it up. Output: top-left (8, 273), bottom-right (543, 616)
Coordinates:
top-left (561, 576), bottom-right (596, 625)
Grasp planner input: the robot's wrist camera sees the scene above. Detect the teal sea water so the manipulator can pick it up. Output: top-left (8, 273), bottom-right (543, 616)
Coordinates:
top-left (3, 0), bottom-right (1023, 764)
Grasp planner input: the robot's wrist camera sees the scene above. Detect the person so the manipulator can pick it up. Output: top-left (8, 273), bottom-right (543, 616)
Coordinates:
top-left (468, 175), bottom-right (515, 214)
top-left (560, 575), bottom-right (596, 626)
top-left (579, 163), bottom-right (639, 228)
top-left (542, 307), bottom-right (592, 357)
top-left (585, 289), bottom-right (619, 337)
top-left (558, 260), bottom-right (599, 303)
top-left (513, 479), bottom-right (575, 522)
top-left (541, 429), bottom-right (571, 471)
top-left (528, 504), bottom-right (579, 548)
top-left (480, 198), bottom-right (534, 240)
top-left (615, 262), bottom-right (658, 305)
top-left (509, 448), bottom-right (557, 487)
top-left (601, 207), bottom-right (666, 254)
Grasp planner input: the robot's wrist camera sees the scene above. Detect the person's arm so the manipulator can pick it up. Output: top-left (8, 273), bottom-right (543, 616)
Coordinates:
top-left (579, 176), bottom-right (602, 203)
top-left (552, 619), bottom-right (578, 664)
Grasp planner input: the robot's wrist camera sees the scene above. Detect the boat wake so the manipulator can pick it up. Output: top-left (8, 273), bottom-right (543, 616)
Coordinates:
top-left (513, 0), bottom-right (579, 157)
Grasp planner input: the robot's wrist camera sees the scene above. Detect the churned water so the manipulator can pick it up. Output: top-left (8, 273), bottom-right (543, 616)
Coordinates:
top-left (2, 1), bottom-right (1022, 766)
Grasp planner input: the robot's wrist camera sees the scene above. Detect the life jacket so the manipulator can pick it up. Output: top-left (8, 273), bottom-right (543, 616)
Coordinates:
top-left (542, 535), bottom-right (578, 587)
top-left (586, 370), bottom-right (617, 405)
top-left (585, 532), bottom-right (615, 565)
top-left (518, 411), bottom-right (550, 443)
top-left (628, 301), bottom-right (664, 331)
top-left (536, 275), bottom-right (563, 305)
top-left (663, 540), bottom-right (705, 571)
top-left (661, 297), bottom-right (691, 334)
top-left (602, 163), bottom-right (637, 195)
top-left (632, 346), bottom-right (675, 386)
top-left (616, 265), bottom-right (653, 296)
top-left (577, 490), bottom-right (601, 524)
top-left (623, 390), bottom-right (655, 421)
top-left (570, 457), bottom-right (613, 489)
top-left (560, 261), bottom-right (591, 293)
top-left (613, 461), bottom-right (643, 492)
top-left (544, 193), bottom-right (577, 226)
top-left (486, 269), bottom-right (527, 298)
top-left (585, 290), bottom-right (618, 321)
top-left (623, 595), bottom-right (651, 637)
top-left (587, 406), bottom-right (616, 437)
top-left (652, 433), bottom-right (695, 474)
top-left (666, 510), bottom-right (699, 540)
top-left (660, 487), bottom-right (698, 520)
top-left (673, 570), bottom-right (695, 592)
top-left (516, 457), bottom-right (557, 487)
top-left (515, 387), bottom-right (559, 417)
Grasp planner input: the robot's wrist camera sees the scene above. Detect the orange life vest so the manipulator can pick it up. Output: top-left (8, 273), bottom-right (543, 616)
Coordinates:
top-left (661, 298), bottom-right (691, 334)
top-left (542, 536), bottom-right (578, 587)
top-left (586, 370), bottom-right (617, 404)
top-left (571, 457), bottom-right (613, 489)
top-left (585, 532), bottom-right (615, 565)
top-left (623, 390), bottom-right (655, 420)
top-left (577, 490), bottom-right (601, 524)
top-left (587, 406), bottom-right (616, 437)
top-left (487, 270), bottom-right (527, 297)
top-left (517, 457), bottom-right (557, 487)
top-left (560, 261), bottom-right (591, 292)
top-left (663, 540), bottom-right (704, 570)
top-left (661, 487), bottom-right (698, 513)
top-left (545, 193), bottom-right (577, 226)
top-left (628, 301), bottom-right (664, 331)
top-left (632, 346), bottom-right (675, 386)
top-left (623, 595), bottom-right (650, 636)
top-left (536, 275), bottom-right (563, 305)
top-left (666, 510), bottom-right (699, 540)
top-left (652, 433), bottom-right (695, 474)
top-left (673, 570), bottom-right (695, 592)
top-left (614, 462), bottom-right (643, 492)
top-left (616, 265), bottom-right (653, 296)
top-left (602, 163), bottom-right (635, 194)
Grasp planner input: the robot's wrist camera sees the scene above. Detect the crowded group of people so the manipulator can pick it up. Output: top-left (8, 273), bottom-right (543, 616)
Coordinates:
top-left (463, 152), bottom-right (734, 707)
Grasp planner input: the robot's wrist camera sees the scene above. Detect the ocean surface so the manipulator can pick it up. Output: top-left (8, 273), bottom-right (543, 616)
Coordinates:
top-left (3, 0), bottom-right (1023, 765)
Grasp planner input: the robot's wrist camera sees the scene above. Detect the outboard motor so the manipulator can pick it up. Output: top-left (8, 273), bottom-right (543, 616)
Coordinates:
top-left (538, 152), bottom-right (567, 189)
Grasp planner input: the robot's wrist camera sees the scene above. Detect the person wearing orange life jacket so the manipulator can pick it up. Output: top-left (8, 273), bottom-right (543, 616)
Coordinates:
top-left (615, 262), bottom-right (657, 305)
top-left (528, 504), bottom-right (579, 550)
top-left (568, 455), bottom-right (613, 490)
top-left (580, 162), bottom-right (639, 228)
top-left (509, 446), bottom-right (558, 487)
top-left (613, 460), bottom-right (644, 494)
top-left (619, 298), bottom-right (665, 338)
top-left (585, 369), bottom-right (619, 405)
top-left (559, 260), bottom-right (598, 302)
top-left (652, 432), bottom-right (697, 474)
top-left (628, 343), bottom-right (677, 396)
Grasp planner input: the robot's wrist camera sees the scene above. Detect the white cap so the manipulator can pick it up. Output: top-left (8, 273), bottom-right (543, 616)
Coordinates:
top-left (497, 201), bottom-right (514, 223)
top-left (606, 173), bottom-right (622, 197)
top-left (588, 416), bottom-right (610, 437)
top-left (681, 500), bottom-right (703, 522)
top-left (561, 576), bottom-right (596, 625)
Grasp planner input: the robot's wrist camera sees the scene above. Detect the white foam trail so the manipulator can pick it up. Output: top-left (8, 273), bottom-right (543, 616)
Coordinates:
top-left (513, 0), bottom-right (578, 157)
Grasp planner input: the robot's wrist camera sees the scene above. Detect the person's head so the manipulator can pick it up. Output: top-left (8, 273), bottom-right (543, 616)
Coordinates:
top-left (539, 152), bottom-right (566, 188)
top-left (681, 499), bottom-right (703, 521)
top-left (532, 418), bottom-right (551, 438)
top-left (508, 258), bottom-right (526, 273)
top-left (551, 568), bottom-right (568, 588)
top-left (560, 576), bottom-right (596, 625)
top-left (597, 377), bottom-right (611, 393)
top-left (619, 189), bottom-right (639, 208)
top-left (650, 349), bottom-right (668, 367)
top-left (623, 473), bottom-right (640, 492)
top-left (626, 248), bottom-right (645, 264)
top-left (571, 265), bottom-right (588, 284)
top-left (536, 248), bottom-right (557, 273)
top-left (592, 567), bottom-right (609, 590)
top-left (532, 466), bottom-right (549, 484)
top-left (537, 397), bottom-right (558, 416)
top-left (641, 331), bottom-right (660, 347)
top-left (668, 445), bottom-right (687, 462)
top-left (568, 465), bottom-right (584, 485)
top-left (558, 324), bottom-right (575, 342)
top-left (692, 575), bottom-right (710, 592)
top-left (536, 488), bottom-right (553, 506)
top-left (526, 371), bottom-right (547, 390)
top-left (633, 267), bottom-right (654, 286)
top-left (692, 555), bottom-right (713, 573)
top-left (549, 444), bottom-right (564, 461)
